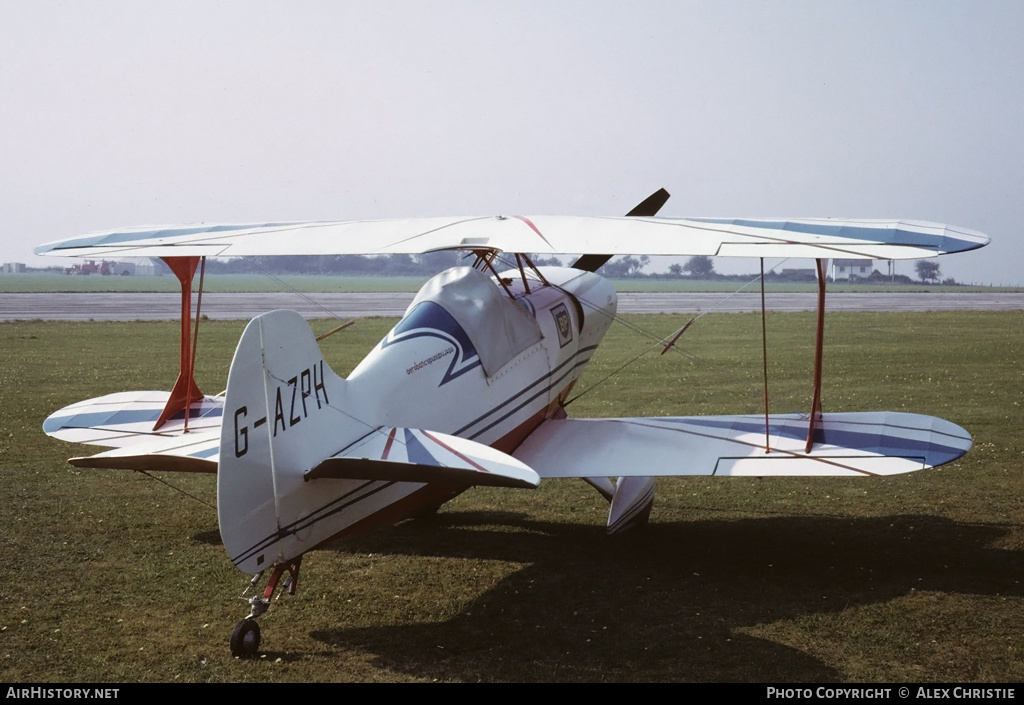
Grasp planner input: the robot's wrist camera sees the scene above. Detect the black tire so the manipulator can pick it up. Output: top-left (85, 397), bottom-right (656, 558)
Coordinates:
top-left (230, 618), bottom-right (261, 658)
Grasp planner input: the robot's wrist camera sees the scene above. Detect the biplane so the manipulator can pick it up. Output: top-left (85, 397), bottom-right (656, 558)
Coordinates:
top-left (34, 189), bottom-right (988, 657)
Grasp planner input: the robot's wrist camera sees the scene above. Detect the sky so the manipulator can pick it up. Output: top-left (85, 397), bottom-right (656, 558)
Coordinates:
top-left (1, 1), bottom-right (1021, 284)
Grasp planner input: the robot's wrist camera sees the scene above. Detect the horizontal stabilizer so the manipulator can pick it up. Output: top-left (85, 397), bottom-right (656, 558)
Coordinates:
top-left (514, 412), bottom-right (972, 478)
top-left (308, 428), bottom-right (539, 489)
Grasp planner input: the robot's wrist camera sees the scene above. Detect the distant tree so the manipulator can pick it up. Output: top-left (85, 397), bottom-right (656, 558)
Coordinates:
top-left (683, 255), bottom-right (716, 278)
top-left (668, 263), bottom-right (684, 277)
top-left (416, 251), bottom-right (460, 273)
top-left (915, 260), bottom-right (941, 283)
top-left (598, 255), bottom-right (650, 277)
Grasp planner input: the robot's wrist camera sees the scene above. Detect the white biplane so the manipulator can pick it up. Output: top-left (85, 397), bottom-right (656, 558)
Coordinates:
top-left (35, 190), bottom-right (988, 657)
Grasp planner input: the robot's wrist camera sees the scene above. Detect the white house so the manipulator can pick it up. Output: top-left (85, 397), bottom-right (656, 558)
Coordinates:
top-left (830, 259), bottom-right (876, 281)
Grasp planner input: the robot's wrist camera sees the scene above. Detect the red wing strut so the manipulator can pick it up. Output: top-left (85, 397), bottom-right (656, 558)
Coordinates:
top-left (153, 256), bottom-right (203, 430)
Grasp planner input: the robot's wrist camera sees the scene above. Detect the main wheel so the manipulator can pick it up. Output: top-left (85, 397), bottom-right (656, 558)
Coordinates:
top-left (230, 618), bottom-right (261, 658)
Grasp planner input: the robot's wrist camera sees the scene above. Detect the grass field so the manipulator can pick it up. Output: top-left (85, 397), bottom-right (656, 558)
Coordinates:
top-left (2, 272), bottom-right (1019, 294)
top-left (1, 311), bottom-right (1022, 682)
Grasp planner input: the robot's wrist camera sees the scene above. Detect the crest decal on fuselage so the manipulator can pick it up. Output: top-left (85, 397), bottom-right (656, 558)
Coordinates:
top-left (551, 303), bottom-right (573, 348)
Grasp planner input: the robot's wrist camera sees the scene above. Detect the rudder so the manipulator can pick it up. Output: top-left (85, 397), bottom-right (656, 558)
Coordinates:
top-left (217, 310), bottom-right (363, 574)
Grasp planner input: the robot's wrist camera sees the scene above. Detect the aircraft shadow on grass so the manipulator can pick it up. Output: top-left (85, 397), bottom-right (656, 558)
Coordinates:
top-left (304, 512), bottom-right (1023, 682)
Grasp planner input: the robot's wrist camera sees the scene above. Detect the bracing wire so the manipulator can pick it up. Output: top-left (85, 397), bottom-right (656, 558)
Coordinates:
top-left (135, 470), bottom-right (216, 510)
top-left (558, 260), bottom-right (810, 417)
top-left (425, 251), bottom-right (812, 417)
top-left (238, 257), bottom-right (382, 347)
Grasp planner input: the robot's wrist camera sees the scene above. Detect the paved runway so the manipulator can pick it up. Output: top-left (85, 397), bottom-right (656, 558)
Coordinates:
top-left (3, 291), bottom-right (1024, 321)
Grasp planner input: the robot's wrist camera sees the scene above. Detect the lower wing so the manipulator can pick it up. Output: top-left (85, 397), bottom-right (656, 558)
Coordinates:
top-left (513, 412), bottom-right (972, 478)
top-left (43, 391), bottom-right (223, 447)
top-left (42, 391), bottom-right (223, 472)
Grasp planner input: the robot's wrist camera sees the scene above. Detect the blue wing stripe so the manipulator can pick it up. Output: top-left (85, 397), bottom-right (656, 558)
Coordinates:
top-left (657, 417), bottom-right (967, 463)
top-left (37, 223), bottom-right (298, 253)
top-left (43, 406), bottom-right (223, 432)
top-left (687, 218), bottom-right (983, 253)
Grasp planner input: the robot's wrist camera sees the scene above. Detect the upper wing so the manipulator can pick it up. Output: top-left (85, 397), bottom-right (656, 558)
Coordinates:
top-left (513, 412), bottom-right (973, 478)
top-left (35, 216), bottom-right (988, 260)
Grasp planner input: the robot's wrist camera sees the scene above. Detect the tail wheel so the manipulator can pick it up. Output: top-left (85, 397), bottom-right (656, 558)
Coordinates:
top-left (230, 618), bottom-right (261, 658)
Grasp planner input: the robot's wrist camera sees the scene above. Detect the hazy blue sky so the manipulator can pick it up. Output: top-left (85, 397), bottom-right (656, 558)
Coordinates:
top-left (2, 1), bottom-right (1021, 283)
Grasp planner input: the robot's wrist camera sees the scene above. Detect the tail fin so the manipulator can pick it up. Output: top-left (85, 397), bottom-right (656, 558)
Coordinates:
top-left (217, 310), bottom-right (363, 573)
top-left (217, 310), bottom-right (538, 574)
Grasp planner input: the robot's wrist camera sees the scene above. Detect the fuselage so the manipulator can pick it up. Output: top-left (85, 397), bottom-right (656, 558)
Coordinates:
top-left (218, 264), bottom-right (620, 572)
top-left (346, 265), bottom-right (617, 452)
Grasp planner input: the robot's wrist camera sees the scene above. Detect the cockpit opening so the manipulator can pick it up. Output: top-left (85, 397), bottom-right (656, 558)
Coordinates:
top-left (401, 267), bottom-right (542, 376)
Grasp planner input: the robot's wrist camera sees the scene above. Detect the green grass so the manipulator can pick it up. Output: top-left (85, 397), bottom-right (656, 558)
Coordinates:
top-left (1, 312), bottom-right (1022, 682)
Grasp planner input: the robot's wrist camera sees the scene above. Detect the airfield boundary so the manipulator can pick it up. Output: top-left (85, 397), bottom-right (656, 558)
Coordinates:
top-left (3, 291), bottom-right (1024, 320)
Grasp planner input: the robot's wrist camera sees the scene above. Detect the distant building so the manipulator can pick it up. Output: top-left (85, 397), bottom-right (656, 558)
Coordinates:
top-left (65, 258), bottom-right (159, 276)
top-left (111, 259), bottom-right (158, 276)
top-left (132, 259), bottom-right (159, 276)
top-left (830, 259), bottom-right (875, 281)
top-left (779, 268), bottom-right (817, 281)
top-left (2, 262), bottom-right (26, 274)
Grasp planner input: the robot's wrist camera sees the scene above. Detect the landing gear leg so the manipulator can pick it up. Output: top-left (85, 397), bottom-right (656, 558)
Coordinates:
top-left (230, 556), bottom-right (303, 658)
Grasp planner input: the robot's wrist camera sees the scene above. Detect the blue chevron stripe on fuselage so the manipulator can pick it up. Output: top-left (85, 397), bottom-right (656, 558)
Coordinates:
top-left (381, 301), bottom-right (482, 385)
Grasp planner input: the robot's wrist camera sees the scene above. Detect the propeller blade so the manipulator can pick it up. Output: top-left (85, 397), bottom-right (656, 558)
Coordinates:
top-left (624, 187), bottom-right (671, 218)
top-left (572, 188), bottom-right (671, 271)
